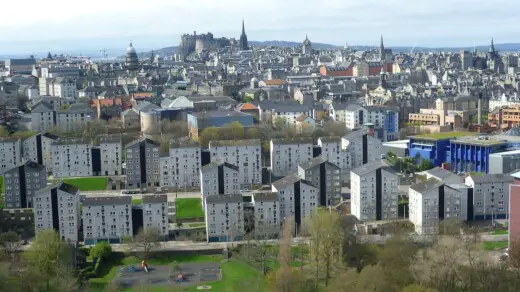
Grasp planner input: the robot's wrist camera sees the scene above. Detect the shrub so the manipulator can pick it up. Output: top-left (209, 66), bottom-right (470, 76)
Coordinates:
top-left (90, 241), bottom-right (112, 260)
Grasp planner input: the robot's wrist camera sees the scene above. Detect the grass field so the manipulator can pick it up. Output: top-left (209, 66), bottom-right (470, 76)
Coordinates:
top-left (483, 241), bottom-right (508, 251)
top-left (88, 253), bottom-right (267, 292)
top-left (132, 199), bottom-right (143, 206)
top-left (492, 229), bottom-right (508, 235)
top-left (176, 198), bottom-right (204, 219)
top-left (413, 131), bottom-right (475, 140)
top-left (63, 177), bottom-right (108, 191)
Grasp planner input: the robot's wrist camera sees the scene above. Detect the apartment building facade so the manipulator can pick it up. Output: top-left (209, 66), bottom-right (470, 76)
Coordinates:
top-left (0, 137), bottom-right (22, 174)
top-left (34, 181), bottom-right (80, 243)
top-left (100, 136), bottom-right (122, 176)
top-left (142, 194), bottom-right (168, 240)
top-left (270, 138), bottom-right (313, 177)
top-left (125, 138), bottom-right (161, 189)
top-left (22, 132), bottom-right (59, 169)
top-left (200, 160), bottom-right (240, 208)
top-left (251, 192), bottom-right (279, 239)
top-left (297, 156), bottom-right (342, 206)
top-left (4, 161), bottom-right (47, 209)
top-left (350, 161), bottom-right (399, 221)
top-left (465, 174), bottom-right (514, 220)
top-left (51, 138), bottom-right (92, 177)
top-left (83, 196), bottom-right (133, 245)
top-left (271, 174), bottom-right (319, 234)
top-left (209, 139), bottom-right (262, 187)
top-left (205, 194), bottom-right (245, 242)
top-left (160, 142), bottom-right (201, 189)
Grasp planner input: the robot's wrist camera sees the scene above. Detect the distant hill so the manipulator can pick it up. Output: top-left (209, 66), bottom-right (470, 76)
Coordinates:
top-left (139, 42), bottom-right (520, 57)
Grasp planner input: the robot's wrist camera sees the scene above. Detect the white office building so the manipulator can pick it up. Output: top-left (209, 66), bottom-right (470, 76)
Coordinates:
top-left (200, 160), bottom-right (240, 208)
top-left (209, 139), bottom-right (262, 187)
top-left (51, 138), bottom-right (92, 178)
top-left (100, 135), bottom-right (122, 176)
top-left (0, 137), bottom-right (22, 174)
top-left (270, 138), bottom-right (313, 177)
top-left (350, 161), bottom-right (399, 221)
top-left (271, 173), bottom-right (319, 233)
top-left (142, 194), bottom-right (168, 240)
top-left (160, 142), bottom-right (201, 189)
top-left (205, 194), bottom-right (244, 242)
top-left (83, 196), bottom-right (133, 245)
top-left (34, 181), bottom-right (80, 243)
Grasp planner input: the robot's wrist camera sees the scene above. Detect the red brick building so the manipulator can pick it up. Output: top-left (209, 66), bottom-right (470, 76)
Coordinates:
top-left (319, 64), bottom-right (353, 77)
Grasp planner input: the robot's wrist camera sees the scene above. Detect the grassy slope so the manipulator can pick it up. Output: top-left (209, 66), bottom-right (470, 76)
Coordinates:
top-left (63, 177), bottom-right (108, 191)
top-left (175, 198), bottom-right (204, 219)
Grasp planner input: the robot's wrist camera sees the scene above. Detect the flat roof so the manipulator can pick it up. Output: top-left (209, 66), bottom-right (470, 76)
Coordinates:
top-left (410, 131), bottom-right (475, 141)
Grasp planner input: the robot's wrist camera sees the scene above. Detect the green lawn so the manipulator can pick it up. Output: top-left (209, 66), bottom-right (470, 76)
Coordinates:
top-left (132, 199), bottom-right (143, 206)
top-left (176, 198), bottom-right (204, 219)
top-left (63, 177), bottom-right (108, 191)
top-left (483, 241), bottom-right (508, 251)
top-left (412, 131), bottom-right (475, 140)
top-left (88, 253), bottom-right (267, 292)
top-left (492, 229), bottom-right (508, 235)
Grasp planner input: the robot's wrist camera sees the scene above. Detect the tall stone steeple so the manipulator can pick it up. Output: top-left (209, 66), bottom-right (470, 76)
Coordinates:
top-left (380, 34), bottom-right (386, 61)
top-left (239, 19), bottom-right (249, 51)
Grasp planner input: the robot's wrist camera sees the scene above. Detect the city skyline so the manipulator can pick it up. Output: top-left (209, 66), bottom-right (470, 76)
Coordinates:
top-left (0, 0), bottom-right (519, 54)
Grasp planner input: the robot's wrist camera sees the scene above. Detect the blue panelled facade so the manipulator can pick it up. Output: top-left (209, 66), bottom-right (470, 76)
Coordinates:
top-left (408, 137), bottom-right (452, 167)
top-left (408, 136), bottom-right (520, 174)
top-left (384, 110), bottom-right (398, 141)
top-left (450, 143), bottom-right (498, 173)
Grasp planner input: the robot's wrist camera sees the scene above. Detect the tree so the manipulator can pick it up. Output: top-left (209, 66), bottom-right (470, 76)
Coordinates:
top-left (0, 231), bottom-right (21, 262)
top-left (24, 229), bottom-right (75, 292)
top-left (90, 241), bottom-right (112, 260)
top-left (199, 126), bottom-right (220, 148)
top-left (269, 217), bottom-right (299, 292)
top-left (125, 228), bottom-right (161, 260)
top-left (323, 121), bottom-right (349, 137)
top-left (418, 158), bottom-right (434, 171)
top-left (304, 208), bottom-right (344, 289)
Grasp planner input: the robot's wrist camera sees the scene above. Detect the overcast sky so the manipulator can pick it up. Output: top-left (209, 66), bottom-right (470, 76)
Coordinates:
top-left (0, 0), bottom-right (517, 55)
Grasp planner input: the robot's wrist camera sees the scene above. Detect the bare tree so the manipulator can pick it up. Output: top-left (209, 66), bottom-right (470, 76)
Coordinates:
top-left (125, 228), bottom-right (161, 260)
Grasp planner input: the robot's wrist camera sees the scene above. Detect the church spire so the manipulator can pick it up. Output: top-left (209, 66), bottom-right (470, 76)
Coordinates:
top-left (239, 19), bottom-right (249, 50)
top-left (380, 34), bottom-right (384, 50)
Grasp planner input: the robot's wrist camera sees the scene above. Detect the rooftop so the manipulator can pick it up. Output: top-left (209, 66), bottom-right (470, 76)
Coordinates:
top-left (205, 194), bottom-right (243, 204)
top-left (189, 110), bottom-right (252, 118)
top-left (209, 139), bottom-right (261, 147)
top-left (271, 137), bottom-right (313, 145)
top-left (253, 192), bottom-right (278, 202)
top-left (299, 156), bottom-right (328, 170)
top-left (83, 196), bottom-right (132, 206)
top-left (410, 131), bottom-right (475, 141)
top-left (450, 135), bottom-right (508, 146)
top-left (142, 194), bottom-right (167, 204)
top-left (410, 178), bottom-right (444, 193)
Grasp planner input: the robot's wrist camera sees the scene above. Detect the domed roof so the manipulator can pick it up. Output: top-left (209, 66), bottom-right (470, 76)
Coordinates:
top-left (126, 42), bottom-right (136, 54)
